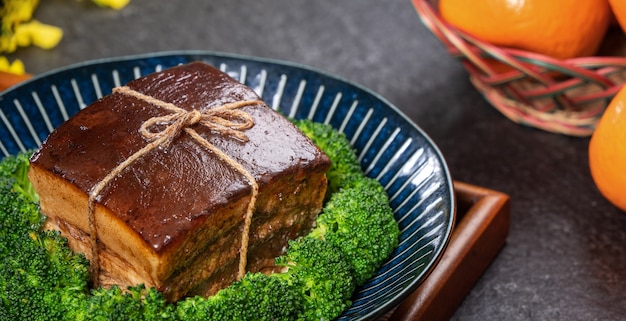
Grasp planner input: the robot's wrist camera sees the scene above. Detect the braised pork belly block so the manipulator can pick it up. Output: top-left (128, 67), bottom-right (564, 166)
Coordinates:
top-left (28, 62), bottom-right (330, 302)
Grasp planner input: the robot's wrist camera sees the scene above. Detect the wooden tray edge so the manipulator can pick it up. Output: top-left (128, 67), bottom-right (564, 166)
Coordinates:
top-left (383, 180), bottom-right (511, 321)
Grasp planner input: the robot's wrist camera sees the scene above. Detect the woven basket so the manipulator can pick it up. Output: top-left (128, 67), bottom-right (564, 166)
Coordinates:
top-left (412, 0), bottom-right (626, 136)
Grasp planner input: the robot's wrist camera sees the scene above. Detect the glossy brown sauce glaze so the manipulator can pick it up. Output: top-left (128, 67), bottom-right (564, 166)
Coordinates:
top-left (31, 62), bottom-right (330, 253)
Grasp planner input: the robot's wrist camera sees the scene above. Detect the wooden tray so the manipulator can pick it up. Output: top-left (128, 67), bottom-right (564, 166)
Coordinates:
top-left (379, 181), bottom-right (510, 320)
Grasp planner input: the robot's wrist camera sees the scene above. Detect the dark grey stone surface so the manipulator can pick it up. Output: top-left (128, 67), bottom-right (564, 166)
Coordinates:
top-left (8, 0), bottom-right (626, 319)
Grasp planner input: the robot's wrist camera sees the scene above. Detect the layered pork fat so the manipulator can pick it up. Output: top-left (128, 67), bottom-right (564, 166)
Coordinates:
top-left (28, 62), bottom-right (330, 301)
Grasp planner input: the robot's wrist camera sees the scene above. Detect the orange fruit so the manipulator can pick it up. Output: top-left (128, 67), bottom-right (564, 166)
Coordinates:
top-left (589, 86), bottom-right (626, 212)
top-left (609, 0), bottom-right (626, 32)
top-left (439, 0), bottom-right (612, 60)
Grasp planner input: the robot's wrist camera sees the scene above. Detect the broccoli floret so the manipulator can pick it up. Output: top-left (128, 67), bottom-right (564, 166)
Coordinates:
top-left (0, 152), bottom-right (90, 320)
top-left (0, 152), bottom-right (43, 229)
top-left (69, 284), bottom-right (175, 321)
top-left (293, 119), bottom-right (363, 195)
top-left (175, 272), bottom-right (304, 321)
top-left (294, 120), bottom-right (400, 286)
top-left (0, 151), bottom-right (39, 203)
top-left (308, 175), bottom-right (400, 286)
top-left (274, 237), bottom-right (356, 321)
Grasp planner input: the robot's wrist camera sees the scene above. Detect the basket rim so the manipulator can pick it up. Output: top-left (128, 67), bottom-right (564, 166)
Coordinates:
top-left (411, 0), bottom-right (626, 136)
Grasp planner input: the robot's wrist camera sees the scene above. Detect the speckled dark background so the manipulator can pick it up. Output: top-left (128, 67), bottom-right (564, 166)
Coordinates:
top-left (7, 0), bottom-right (626, 319)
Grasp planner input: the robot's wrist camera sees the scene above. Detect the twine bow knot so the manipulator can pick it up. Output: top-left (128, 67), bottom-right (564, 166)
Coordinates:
top-left (87, 85), bottom-right (263, 286)
top-left (130, 87), bottom-right (256, 148)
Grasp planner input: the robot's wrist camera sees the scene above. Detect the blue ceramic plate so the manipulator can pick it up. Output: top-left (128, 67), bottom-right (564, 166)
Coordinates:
top-left (0, 51), bottom-right (455, 320)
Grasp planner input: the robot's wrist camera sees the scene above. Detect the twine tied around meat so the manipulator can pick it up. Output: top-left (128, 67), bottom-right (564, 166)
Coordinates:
top-left (86, 85), bottom-right (263, 287)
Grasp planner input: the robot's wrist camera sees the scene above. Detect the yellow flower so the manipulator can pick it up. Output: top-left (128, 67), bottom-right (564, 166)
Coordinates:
top-left (0, 56), bottom-right (26, 75)
top-left (91, 0), bottom-right (131, 10)
top-left (0, 0), bottom-right (39, 22)
top-left (0, 34), bottom-right (19, 53)
top-left (14, 20), bottom-right (63, 50)
top-left (0, 0), bottom-right (41, 53)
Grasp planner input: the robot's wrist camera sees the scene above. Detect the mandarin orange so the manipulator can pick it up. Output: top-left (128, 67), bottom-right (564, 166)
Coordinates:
top-left (609, 0), bottom-right (626, 33)
top-left (439, 0), bottom-right (612, 59)
top-left (589, 85), bottom-right (626, 212)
